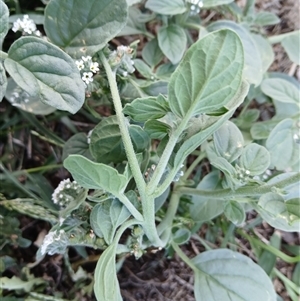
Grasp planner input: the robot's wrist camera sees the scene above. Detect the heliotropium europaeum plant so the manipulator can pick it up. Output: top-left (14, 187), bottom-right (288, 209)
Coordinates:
top-left (0, 0), bottom-right (299, 300)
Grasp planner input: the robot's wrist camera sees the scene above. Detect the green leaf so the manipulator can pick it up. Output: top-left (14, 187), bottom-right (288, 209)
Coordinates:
top-left (141, 80), bottom-right (168, 96)
top-left (5, 78), bottom-right (56, 115)
top-left (63, 155), bottom-right (128, 195)
top-left (261, 78), bottom-right (300, 105)
top-left (258, 231), bottom-right (281, 275)
top-left (156, 63), bottom-right (177, 80)
top-left (62, 133), bottom-right (93, 161)
top-left (251, 34), bottom-right (274, 73)
top-left (0, 198), bottom-right (58, 223)
top-left (281, 31), bottom-right (300, 65)
top-left (256, 192), bottom-right (300, 232)
top-left (266, 119), bottom-right (299, 170)
top-left (90, 116), bottom-right (150, 163)
top-left (172, 228), bottom-right (191, 245)
top-left (90, 199), bottom-right (131, 244)
top-left (202, 0), bottom-right (234, 8)
top-left (158, 24), bottom-right (187, 64)
top-left (4, 37), bottom-right (85, 114)
top-left (142, 38), bottom-right (164, 68)
top-left (254, 12), bottom-right (280, 26)
top-left (144, 119), bottom-right (171, 139)
top-left (207, 21), bottom-right (262, 86)
top-left (250, 120), bottom-right (276, 140)
top-left (145, 0), bottom-right (186, 15)
top-left (213, 121), bottom-right (244, 163)
top-left (189, 171), bottom-right (224, 222)
top-left (123, 95), bottom-right (169, 122)
top-left (258, 193), bottom-right (289, 220)
top-left (0, 62), bottom-right (7, 101)
top-left (133, 59), bottom-right (154, 79)
top-left (94, 244), bottom-right (122, 301)
top-left (169, 29), bottom-right (244, 118)
top-left (192, 249), bottom-right (276, 301)
top-left (224, 201), bottom-right (245, 226)
top-left (0, 1), bottom-right (9, 46)
top-left (239, 143), bottom-right (270, 175)
top-left (44, 0), bottom-right (128, 59)
top-left (286, 198), bottom-right (300, 223)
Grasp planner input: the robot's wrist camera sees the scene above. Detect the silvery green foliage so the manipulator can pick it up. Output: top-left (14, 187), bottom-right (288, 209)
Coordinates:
top-left (1, 0), bottom-right (299, 300)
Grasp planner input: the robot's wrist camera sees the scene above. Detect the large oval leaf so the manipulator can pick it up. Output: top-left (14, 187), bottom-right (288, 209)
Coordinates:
top-left (207, 21), bottom-right (262, 86)
top-left (157, 24), bottom-right (187, 65)
top-left (266, 119), bottom-right (299, 170)
top-left (90, 116), bottom-right (150, 164)
top-left (0, 1), bottom-right (9, 46)
top-left (213, 120), bottom-right (244, 163)
top-left (168, 29), bottom-right (244, 118)
top-left (192, 249), bottom-right (276, 301)
top-left (4, 37), bottom-right (85, 114)
top-left (261, 78), bottom-right (300, 105)
top-left (44, 0), bottom-right (128, 59)
top-left (63, 155), bottom-right (127, 195)
top-left (189, 171), bottom-right (224, 222)
top-left (281, 31), bottom-right (300, 65)
top-left (90, 199), bottom-right (131, 244)
top-left (239, 143), bottom-right (270, 176)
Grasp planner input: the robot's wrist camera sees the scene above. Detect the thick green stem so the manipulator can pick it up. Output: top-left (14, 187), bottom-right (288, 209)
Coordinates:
top-left (100, 52), bottom-right (146, 193)
top-left (177, 172), bottom-right (300, 199)
top-left (171, 241), bottom-right (197, 272)
top-left (157, 190), bottom-right (180, 243)
top-left (100, 52), bottom-right (162, 247)
top-left (117, 194), bottom-right (144, 222)
top-left (238, 230), bottom-right (300, 263)
top-left (273, 268), bottom-right (300, 295)
top-left (146, 113), bottom-right (191, 195)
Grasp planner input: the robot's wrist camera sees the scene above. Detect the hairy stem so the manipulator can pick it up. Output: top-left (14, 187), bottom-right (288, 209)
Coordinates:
top-left (100, 52), bottom-right (162, 246)
top-left (177, 172), bottom-right (300, 199)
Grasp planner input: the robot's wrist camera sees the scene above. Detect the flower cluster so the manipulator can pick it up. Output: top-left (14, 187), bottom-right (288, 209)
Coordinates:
top-left (186, 0), bottom-right (203, 14)
top-left (12, 15), bottom-right (41, 36)
top-left (40, 229), bottom-right (69, 255)
top-left (52, 178), bottom-right (83, 209)
top-left (108, 45), bottom-right (135, 77)
top-left (75, 56), bottom-right (100, 86)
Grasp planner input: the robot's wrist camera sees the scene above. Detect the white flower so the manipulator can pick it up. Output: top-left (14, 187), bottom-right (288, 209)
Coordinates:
top-left (82, 56), bottom-right (92, 62)
top-left (75, 60), bottom-right (84, 70)
top-left (82, 72), bottom-right (93, 85)
top-left (90, 62), bottom-right (99, 73)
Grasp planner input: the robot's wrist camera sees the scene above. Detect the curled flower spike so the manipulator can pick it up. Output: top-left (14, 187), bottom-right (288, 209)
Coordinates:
top-left (52, 178), bottom-right (83, 208)
top-left (40, 229), bottom-right (69, 255)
